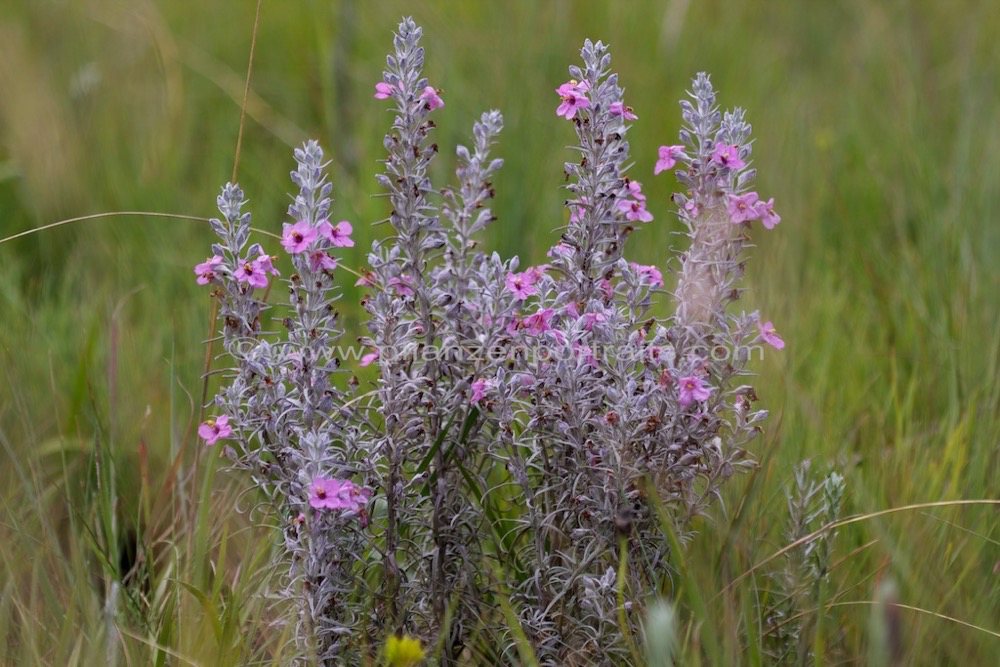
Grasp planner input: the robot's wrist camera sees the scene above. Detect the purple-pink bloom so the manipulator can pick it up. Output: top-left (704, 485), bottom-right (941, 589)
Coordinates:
top-left (309, 250), bottom-right (338, 272)
top-left (579, 312), bottom-right (608, 331)
top-left (626, 180), bottom-right (646, 201)
top-left (728, 192), bottom-right (761, 224)
top-left (235, 259), bottom-right (268, 289)
top-left (630, 262), bottom-right (664, 288)
top-left (555, 80), bottom-right (590, 119)
top-left (336, 480), bottom-right (372, 513)
top-left (757, 319), bottom-right (785, 349)
top-left (252, 249), bottom-right (279, 278)
top-left (420, 86), bottom-right (444, 110)
top-left (522, 308), bottom-right (555, 336)
top-left (319, 220), bottom-right (355, 247)
top-left (568, 196), bottom-right (590, 223)
top-left (756, 197), bottom-right (781, 229)
top-left (309, 476), bottom-right (342, 509)
top-left (388, 274), bottom-right (415, 296)
top-left (198, 415), bottom-right (232, 446)
top-left (374, 81), bottom-right (395, 99)
top-left (547, 242), bottom-right (574, 258)
top-left (194, 255), bottom-right (223, 285)
top-left (711, 143), bottom-right (746, 170)
top-left (470, 378), bottom-right (489, 405)
top-left (355, 271), bottom-right (376, 287)
top-left (618, 198), bottom-right (654, 223)
top-left (505, 271), bottom-right (538, 301)
top-left (677, 375), bottom-right (713, 407)
top-left (281, 220), bottom-right (318, 254)
top-left (609, 101), bottom-right (638, 120)
top-left (655, 145), bottom-right (686, 174)
top-left (525, 264), bottom-right (549, 282)
top-left (309, 477), bottom-right (370, 512)
top-left (684, 199), bottom-right (701, 217)
top-left (360, 350), bottom-right (379, 367)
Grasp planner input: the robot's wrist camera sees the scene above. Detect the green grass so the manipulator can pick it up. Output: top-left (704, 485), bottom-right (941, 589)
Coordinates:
top-left (1, 0), bottom-right (998, 663)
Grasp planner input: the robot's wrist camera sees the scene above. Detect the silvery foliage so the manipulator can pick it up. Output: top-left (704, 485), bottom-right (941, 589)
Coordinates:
top-left (205, 151), bottom-right (371, 663)
top-left (361, 17), bottom-right (516, 656)
top-left (200, 17), bottom-right (777, 666)
top-left (484, 57), bottom-right (772, 663)
top-left (765, 462), bottom-right (846, 663)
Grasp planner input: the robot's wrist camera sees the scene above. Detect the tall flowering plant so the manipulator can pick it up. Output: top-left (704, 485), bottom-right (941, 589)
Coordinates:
top-left (482, 52), bottom-right (783, 661)
top-left (194, 17), bottom-right (783, 665)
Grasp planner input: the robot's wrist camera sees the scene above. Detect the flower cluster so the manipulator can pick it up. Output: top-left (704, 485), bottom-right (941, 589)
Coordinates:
top-left (194, 18), bottom-right (784, 665)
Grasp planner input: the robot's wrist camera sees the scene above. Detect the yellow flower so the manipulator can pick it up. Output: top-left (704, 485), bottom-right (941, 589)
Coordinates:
top-left (384, 634), bottom-right (425, 667)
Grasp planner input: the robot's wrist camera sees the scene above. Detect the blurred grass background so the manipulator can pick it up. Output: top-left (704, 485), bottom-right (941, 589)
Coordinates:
top-left (0, 0), bottom-right (998, 664)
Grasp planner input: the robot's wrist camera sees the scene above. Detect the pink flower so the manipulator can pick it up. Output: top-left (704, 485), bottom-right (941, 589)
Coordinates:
top-left (655, 145), bottom-right (686, 174)
top-left (470, 378), bottom-right (489, 405)
top-left (310, 477), bottom-right (371, 512)
top-left (309, 476), bottom-right (341, 509)
top-left (599, 278), bottom-right (614, 299)
top-left (310, 477), bottom-right (371, 513)
top-left (281, 220), bottom-right (318, 254)
top-left (580, 312), bottom-right (608, 331)
top-left (568, 196), bottom-right (590, 223)
top-left (677, 375), bottom-right (712, 407)
top-left (309, 250), bottom-right (338, 272)
top-left (388, 274), bottom-right (415, 296)
top-left (234, 248), bottom-right (279, 289)
top-left (684, 199), bottom-right (701, 217)
top-left (757, 319), bottom-right (785, 349)
top-left (525, 264), bottom-right (549, 281)
top-left (374, 81), bottom-right (395, 99)
top-left (618, 198), bottom-right (654, 223)
top-left (646, 346), bottom-right (666, 366)
top-left (420, 86), bottom-right (444, 110)
top-left (548, 242), bottom-right (574, 258)
top-left (522, 308), bottom-right (555, 336)
top-left (194, 255), bottom-right (223, 285)
top-left (728, 192), bottom-right (761, 224)
top-left (555, 80), bottom-right (591, 119)
top-left (711, 143), bottom-right (745, 170)
top-left (756, 197), bottom-right (781, 229)
top-left (630, 262), bottom-right (664, 288)
top-left (609, 101), bottom-right (637, 120)
top-left (252, 249), bottom-right (279, 278)
top-left (319, 220), bottom-right (354, 247)
top-left (360, 350), bottom-right (379, 367)
top-left (198, 415), bottom-right (232, 446)
top-left (335, 480), bottom-right (372, 513)
top-left (355, 271), bottom-right (376, 287)
top-left (626, 180), bottom-right (646, 201)
top-left (235, 259), bottom-right (268, 289)
top-left (505, 271), bottom-right (538, 301)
